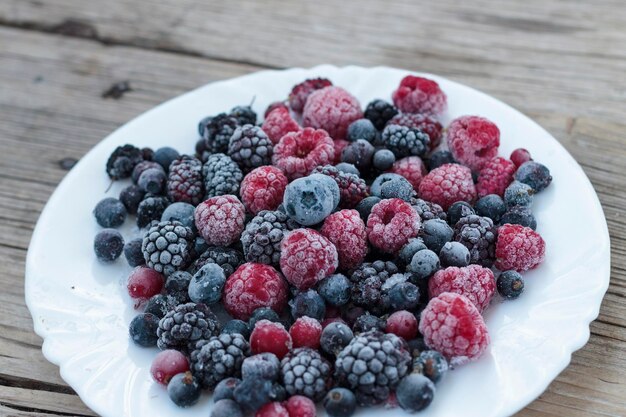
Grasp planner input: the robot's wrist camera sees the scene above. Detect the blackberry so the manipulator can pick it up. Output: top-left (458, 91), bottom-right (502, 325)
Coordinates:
top-left (167, 156), bottom-right (204, 205)
top-left (119, 184), bottom-right (145, 215)
top-left (141, 147), bottom-right (154, 161)
top-left (165, 271), bottom-right (192, 303)
top-left (202, 153), bottom-right (243, 198)
top-left (168, 372), bottom-right (201, 408)
top-left (341, 139), bottom-right (375, 172)
top-left (200, 113), bottom-right (239, 154)
top-left (153, 147), bottom-right (180, 172)
top-left (497, 270), bottom-right (525, 299)
top-left (190, 333), bottom-right (250, 389)
top-left (230, 104), bottom-right (257, 126)
top-left (124, 237), bottom-right (146, 267)
top-left (93, 197), bottom-right (127, 228)
top-left (311, 165), bottom-right (368, 209)
top-left (106, 144), bottom-right (143, 180)
top-left (289, 289), bottom-right (326, 321)
top-left (144, 294), bottom-right (177, 318)
top-left (453, 214), bottom-right (497, 267)
top-left (187, 246), bottom-right (244, 277)
top-left (157, 302), bottom-right (221, 351)
top-left (426, 150), bottom-right (455, 170)
top-left (500, 205), bottom-right (537, 230)
top-left (381, 125), bottom-right (429, 158)
top-left (412, 199), bottom-right (447, 222)
top-left (129, 313), bottom-right (159, 347)
top-left (240, 210), bottom-right (294, 267)
top-left (280, 347), bottom-right (332, 401)
top-left (364, 99), bottom-right (398, 130)
top-left (346, 119), bottom-right (379, 143)
top-left (94, 229), bottom-right (124, 262)
top-left (334, 330), bottom-right (411, 406)
top-left (137, 195), bottom-right (170, 228)
top-left (352, 313), bottom-right (386, 333)
top-left (228, 125), bottom-right (273, 172)
top-left (349, 261), bottom-right (399, 314)
top-left (515, 161), bottom-right (552, 192)
top-left (142, 220), bottom-right (194, 276)
top-left (447, 201), bottom-right (475, 226)
top-left (396, 374), bottom-right (435, 412)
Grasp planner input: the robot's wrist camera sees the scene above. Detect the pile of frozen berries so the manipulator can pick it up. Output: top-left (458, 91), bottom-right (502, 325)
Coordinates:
top-left (93, 74), bottom-right (552, 416)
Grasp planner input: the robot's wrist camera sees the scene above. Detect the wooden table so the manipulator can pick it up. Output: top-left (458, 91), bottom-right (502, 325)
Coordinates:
top-left (1, 1), bottom-right (624, 415)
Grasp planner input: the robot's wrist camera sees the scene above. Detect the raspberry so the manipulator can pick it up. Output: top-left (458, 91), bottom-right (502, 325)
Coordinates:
top-left (419, 292), bottom-right (489, 363)
top-left (302, 86), bottom-right (363, 140)
top-left (228, 124), bottom-right (274, 172)
top-left (272, 128), bottom-right (335, 180)
top-left (265, 101), bottom-right (288, 118)
top-left (418, 163), bottom-right (477, 211)
top-left (390, 156), bottom-right (427, 190)
top-left (387, 113), bottom-right (443, 149)
top-left (262, 107), bottom-right (301, 145)
top-left (289, 78), bottom-right (333, 113)
top-left (391, 76), bottom-right (447, 116)
top-left (386, 310), bottom-right (418, 340)
top-left (250, 320), bottom-right (292, 359)
top-left (510, 148), bottom-right (532, 167)
top-left (150, 350), bottom-right (189, 385)
top-left (446, 115), bottom-right (500, 171)
top-left (366, 198), bottom-right (421, 254)
top-left (428, 265), bottom-right (496, 312)
top-left (476, 157), bottom-right (516, 198)
top-left (195, 195), bottom-right (245, 246)
top-left (256, 402), bottom-right (289, 417)
top-left (311, 165), bottom-right (368, 209)
top-left (333, 139), bottom-right (350, 164)
top-left (495, 224), bottom-right (546, 272)
top-left (284, 395), bottom-right (316, 417)
top-left (223, 263), bottom-right (289, 320)
top-left (320, 210), bottom-right (368, 270)
top-left (167, 156), bottom-right (204, 205)
top-left (241, 166), bottom-right (289, 214)
top-left (280, 229), bottom-right (339, 290)
top-left (289, 316), bottom-right (323, 349)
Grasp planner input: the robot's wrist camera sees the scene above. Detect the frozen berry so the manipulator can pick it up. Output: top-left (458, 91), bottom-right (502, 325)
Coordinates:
top-left (273, 128), bottom-right (335, 180)
top-left (262, 107), bottom-right (301, 145)
top-left (138, 167), bottom-right (167, 194)
top-left (168, 372), bottom-right (200, 407)
top-left (447, 201), bottom-right (475, 226)
top-left (475, 194), bottom-right (506, 223)
top-left (290, 316), bottom-right (323, 349)
top-left (510, 148), bottom-right (532, 167)
top-left (500, 206), bottom-right (537, 230)
top-left (284, 395), bottom-right (316, 417)
top-left (132, 160), bottom-right (163, 184)
top-left (233, 376), bottom-right (282, 412)
top-left (418, 163), bottom-right (477, 211)
top-left (160, 202), bottom-right (196, 231)
top-left (124, 237), bottom-right (145, 267)
top-left (136, 195), bottom-right (169, 228)
top-left (214, 377), bottom-right (241, 402)
top-left (332, 139), bottom-right (350, 164)
top-left (364, 99), bottom-right (398, 130)
top-left (387, 113), bottom-right (443, 149)
top-left (366, 198), bottom-right (421, 254)
top-left (265, 102), bottom-right (287, 118)
top-left (352, 313), bottom-right (386, 333)
top-left (439, 241), bottom-right (470, 267)
top-left (167, 156), bottom-right (204, 204)
top-left (495, 224), bottom-right (545, 272)
top-left (335, 162), bottom-right (360, 176)
top-left (188, 263), bottom-right (225, 305)
top-left (129, 313), bottom-right (159, 347)
top-left (256, 402), bottom-right (288, 417)
top-left (106, 144), bottom-right (144, 180)
top-left (223, 263), bottom-right (288, 320)
top-left (119, 184), bottom-right (145, 215)
top-left (165, 270), bottom-right (192, 303)
top-left (420, 218), bottom-right (454, 253)
top-left (320, 210), bottom-right (368, 270)
top-left (249, 307), bottom-right (282, 329)
top-left (355, 196), bottom-right (381, 221)
top-left (302, 86), bottom-right (363, 140)
top-left (195, 195), bottom-right (245, 246)
top-left (407, 249), bottom-right (440, 281)
top-left (515, 161), bottom-right (552, 192)
top-left (213, 399), bottom-right (244, 417)
top-left (318, 273), bottom-right (351, 307)
top-left (151, 349), bottom-right (189, 385)
top-left (428, 265), bottom-right (495, 312)
top-left (250, 320), bottom-right (292, 359)
top-left (386, 310), bottom-right (418, 340)
top-left (413, 350), bottom-right (448, 384)
top-left (127, 266), bottom-right (164, 301)
top-left (242, 352), bottom-right (281, 381)
top-left (324, 388), bottom-right (357, 417)
top-left (386, 281), bottom-right (420, 310)
top-left (497, 270), bottom-right (525, 299)
top-left (397, 238), bottom-right (428, 267)
top-left (392, 75), bottom-right (447, 116)
top-left (153, 147), bottom-right (180, 172)
top-left (381, 124), bottom-right (429, 158)
top-left (93, 197), bottom-right (127, 228)
top-left (289, 78), bottom-right (333, 113)
top-left (228, 125), bottom-right (274, 172)
top-left (380, 176), bottom-right (415, 202)
top-left (340, 139), bottom-right (375, 171)
top-left (390, 156), bottom-right (427, 190)
top-left (446, 116), bottom-right (500, 171)
top-left (94, 229), bottom-right (124, 262)
top-left (396, 374), bottom-right (435, 412)
top-left (476, 157), bottom-right (516, 197)
top-left (241, 166), bottom-right (289, 215)
top-left (347, 119), bottom-right (378, 143)
top-left (427, 150), bottom-right (455, 171)
top-left (290, 289), bottom-right (326, 321)
top-left (222, 320), bottom-right (251, 338)
top-left (373, 149), bottom-right (395, 171)
top-left (280, 228), bottom-right (338, 290)
top-left (311, 165), bottom-right (368, 210)
top-left (230, 104), bottom-right (257, 125)
top-left (320, 322), bottom-right (354, 356)
top-left (283, 174), bottom-right (340, 226)
top-left (504, 181), bottom-right (534, 208)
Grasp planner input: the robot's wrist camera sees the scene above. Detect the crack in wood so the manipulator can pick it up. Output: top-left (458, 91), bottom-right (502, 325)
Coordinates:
top-left (0, 375), bottom-right (74, 396)
top-left (0, 401), bottom-right (92, 417)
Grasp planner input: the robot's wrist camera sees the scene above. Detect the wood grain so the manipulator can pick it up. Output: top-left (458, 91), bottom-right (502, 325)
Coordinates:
top-left (0, 1), bottom-right (624, 416)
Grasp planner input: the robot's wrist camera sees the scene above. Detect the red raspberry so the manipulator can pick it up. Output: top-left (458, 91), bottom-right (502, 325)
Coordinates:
top-left (289, 78), bottom-right (333, 113)
top-left (387, 113), bottom-right (443, 149)
top-left (127, 266), bottom-right (164, 301)
top-left (250, 320), bottom-right (292, 359)
top-left (510, 148), bottom-right (532, 167)
top-left (419, 292), bottom-right (490, 364)
top-left (495, 224), bottom-right (546, 272)
top-left (284, 395), bottom-right (316, 417)
top-left (428, 265), bottom-right (496, 312)
top-left (366, 198), bottom-right (421, 254)
top-left (390, 156), bottom-right (427, 190)
top-left (476, 157), bottom-right (516, 198)
top-left (302, 86), bottom-right (363, 140)
top-left (391, 76), bottom-right (447, 116)
top-left (240, 166), bottom-right (289, 214)
top-left (418, 163), bottom-right (477, 211)
top-left (386, 310), bottom-right (418, 340)
top-left (195, 195), bottom-right (245, 246)
top-left (320, 210), bottom-right (368, 270)
top-left (150, 349), bottom-right (189, 385)
top-left (333, 139), bottom-right (350, 164)
top-left (256, 402), bottom-right (290, 417)
top-left (264, 101), bottom-right (288, 118)
top-left (280, 229), bottom-right (339, 290)
top-left (262, 107), bottom-right (301, 145)
top-left (223, 263), bottom-right (289, 320)
top-left (446, 115), bottom-right (500, 171)
top-left (272, 128), bottom-right (335, 180)
top-left (290, 316), bottom-right (323, 349)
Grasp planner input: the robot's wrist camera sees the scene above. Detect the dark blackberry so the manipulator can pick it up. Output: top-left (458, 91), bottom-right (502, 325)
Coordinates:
top-left (190, 333), bottom-right (250, 389)
top-left (311, 165), bottom-right (369, 209)
top-left (132, 160), bottom-right (163, 184)
top-left (230, 104), bottom-right (257, 126)
top-left (372, 149), bottom-right (395, 171)
top-left (137, 195), bottom-right (170, 228)
top-left (240, 210), bottom-right (293, 267)
top-left (187, 246), bottom-right (244, 277)
top-left (355, 196), bottom-right (381, 221)
top-left (349, 261), bottom-right (399, 314)
top-left (200, 113), bottom-right (240, 154)
top-left (222, 320), bottom-right (251, 339)
top-left (334, 330), bottom-right (411, 406)
top-left (500, 205), bottom-right (537, 230)
top-left (168, 372), bottom-right (201, 408)
top-left (412, 199), bottom-right (447, 222)
top-left (280, 347), bottom-right (332, 401)
top-left (387, 113), bottom-right (443, 149)
top-left (157, 302), bottom-right (221, 351)
top-left (129, 313), bottom-right (159, 347)
top-left (413, 350), bottom-right (448, 384)
top-left (289, 289), bottom-right (326, 321)
top-left (153, 147), bottom-right (180, 172)
top-left (453, 214), bottom-right (497, 267)
top-left (341, 139), bottom-right (375, 172)
top-left (346, 119), bottom-right (379, 143)
top-left (364, 99), bottom-right (398, 130)
top-left (167, 156), bottom-right (204, 205)
top-left (515, 161), bottom-right (552, 192)
top-left (426, 150), bottom-right (455, 170)
top-left (475, 194), bottom-right (506, 223)
top-left (141, 147), bottom-right (154, 161)
top-left (202, 153), bottom-right (243, 198)
top-left (396, 374), bottom-right (435, 412)
top-left (352, 313), bottom-right (386, 333)
top-left (227, 124), bottom-right (273, 172)
top-left (318, 274), bottom-right (352, 307)
top-left (144, 294), bottom-right (177, 319)
top-left (142, 220), bottom-right (194, 276)
top-left (94, 229), bottom-right (124, 262)
top-left (497, 270), bottom-right (525, 299)
top-left (447, 201), bottom-right (475, 226)
top-left (119, 184), bottom-right (145, 215)
top-left (106, 144), bottom-right (143, 180)
top-left (381, 125), bottom-right (429, 158)
top-left (420, 219), bottom-right (454, 253)
top-left (320, 322), bottom-right (354, 356)
top-left (124, 237), bottom-right (146, 267)
top-left (165, 271), bottom-right (192, 304)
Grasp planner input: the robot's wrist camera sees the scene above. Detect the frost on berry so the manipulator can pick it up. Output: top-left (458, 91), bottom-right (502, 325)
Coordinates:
top-left (495, 224), bottom-right (546, 272)
top-left (367, 198), bottom-right (420, 254)
top-left (391, 76), bottom-right (447, 116)
top-left (428, 265), bottom-right (496, 312)
top-left (302, 86), bottom-right (363, 140)
top-left (240, 166), bottom-right (289, 214)
top-left (390, 156), bottom-right (427, 190)
top-left (262, 107), bottom-right (301, 144)
top-left (418, 163), bottom-right (477, 211)
top-left (446, 115), bottom-right (500, 171)
top-left (250, 320), bottom-right (292, 359)
top-left (387, 113), bottom-right (443, 149)
top-left (320, 210), bottom-right (368, 270)
top-left (194, 195), bottom-right (245, 246)
top-left (290, 316), bottom-right (323, 349)
top-left (476, 157), bottom-right (516, 198)
top-left (272, 128), bottom-right (335, 180)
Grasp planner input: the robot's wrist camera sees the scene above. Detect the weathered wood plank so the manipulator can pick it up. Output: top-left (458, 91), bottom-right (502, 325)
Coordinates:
top-left (0, 386), bottom-right (95, 416)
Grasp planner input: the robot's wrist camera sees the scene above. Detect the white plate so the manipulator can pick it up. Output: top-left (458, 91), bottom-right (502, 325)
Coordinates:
top-left (25, 65), bottom-right (610, 417)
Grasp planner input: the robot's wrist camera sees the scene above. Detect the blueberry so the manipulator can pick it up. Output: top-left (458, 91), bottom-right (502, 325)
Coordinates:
top-left (188, 263), bottom-right (225, 305)
top-left (318, 274), bottom-right (352, 306)
top-left (427, 150), bottom-right (455, 170)
top-left (421, 219), bottom-right (453, 253)
top-left (347, 119), bottom-right (379, 143)
top-left (323, 387), bottom-right (357, 417)
top-left (355, 196), bottom-right (381, 221)
top-left (94, 229), bottom-right (124, 262)
top-left (233, 376), bottom-right (275, 412)
top-left (119, 184), bottom-right (145, 215)
top-left (289, 289), bottom-right (326, 320)
top-left (504, 181), bottom-right (534, 208)
top-left (413, 350), bottom-right (448, 384)
top-left (93, 197), bottom-right (127, 228)
top-left (341, 139), bottom-right (375, 170)
top-left (143, 294), bottom-right (175, 318)
top-left (241, 353), bottom-right (280, 381)
top-left (407, 337), bottom-right (429, 358)
top-left (397, 238), bottom-right (428, 267)
top-left (211, 399), bottom-right (243, 417)
top-left (515, 161), bottom-right (552, 192)
top-left (475, 194), bottom-right (506, 223)
top-left (396, 373), bottom-right (435, 412)
top-left (270, 382), bottom-right (287, 401)
top-left (380, 177), bottom-right (415, 202)
top-left (165, 270), bottom-right (192, 303)
top-left (124, 237), bottom-right (145, 267)
top-left (162, 202), bottom-right (196, 231)
top-left (352, 313), bottom-right (386, 333)
top-left (343, 306), bottom-right (366, 327)
top-left (283, 174), bottom-right (339, 226)
top-left (500, 206), bottom-right (537, 230)
top-left (153, 147), bottom-right (180, 172)
top-left (138, 167), bottom-right (167, 194)
top-left (335, 162), bottom-right (360, 176)
top-left (213, 378), bottom-right (241, 402)
top-left (168, 372), bottom-right (201, 407)
top-left (387, 281), bottom-right (420, 310)
top-left (129, 313), bottom-right (159, 347)
top-left (249, 307), bottom-right (281, 329)
top-left (193, 236), bottom-right (209, 256)
top-left (497, 270), bottom-right (525, 299)
top-left (447, 201), bottom-right (475, 226)
top-left (222, 320), bottom-right (251, 338)
top-left (370, 173), bottom-right (405, 197)
top-left (439, 241), bottom-right (470, 267)
top-left (408, 249), bottom-right (440, 281)
top-left (372, 149), bottom-right (396, 171)
top-left (320, 322), bottom-right (354, 356)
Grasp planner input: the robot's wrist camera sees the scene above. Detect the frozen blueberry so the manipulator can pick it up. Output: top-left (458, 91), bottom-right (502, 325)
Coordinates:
top-left (372, 149), bottom-right (396, 171)
top-left (168, 372), bottom-right (201, 407)
top-left (500, 206), bottom-right (537, 230)
top-left (347, 119), bottom-right (379, 143)
top-left (213, 378), bottom-right (241, 402)
top-left (370, 172), bottom-right (405, 197)
top-left (153, 147), bottom-right (180, 172)
top-left (211, 399), bottom-right (243, 417)
top-left (324, 387), bottom-right (357, 417)
top-left (233, 376), bottom-right (276, 412)
top-left (427, 150), bottom-right (455, 170)
top-left (320, 322), bottom-right (354, 356)
top-left (222, 320), bottom-right (251, 338)
top-left (341, 139), bottom-right (375, 171)
top-left (515, 161), bottom-right (552, 192)
top-left (447, 201), bottom-right (475, 226)
top-left (408, 249), bottom-right (440, 281)
top-left (413, 350), bottom-right (448, 384)
top-left (475, 194), bottom-right (506, 223)
top-left (289, 289), bottom-right (326, 321)
top-left (335, 162), bottom-right (360, 176)
top-left (420, 219), bottom-right (453, 253)
top-left (439, 241), bottom-right (470, 267)
top-left (504, 181), bottom-right (534, 208)
top-left (397, 238), bottom-right (428, 267)
top-left (248, 307), bottom-right (281, 329)
top-left (283, 174), bottom-right (339, 226)
top-left (188, 263), bottom-right (225, 305)
top-left (380, 176), bottom-right (415, 202)
top-left (94, 229), bottom-right (124, 262)
top-left (124, 237), bottom-right (145, 267)
top-left (407, 337), bottom-right (429, 358)
top-left (129, 313), bottom-right (159, 347)
top-left (165, 270), bottom-right (192, 303)
top-left (497, 270), bottom-right (525, 299)
top-left (318, 273), bottom-right (351, 307)
top-left (387, 281), bottom-right (420, 310)
top-left (119, 184), bottom-right (145, 215)
top-left (352, 313), bottom-right (386, 333)
top-left (241, 353), bottom-right (280, 381)
top-left (93, 197), bottom-right (127, 228)
top-left (396, 373), bottom-right (435, 412)
top-left (138, 167), bottom-right (167, 194)
top-left (162, 202), bottom-right (196, 231)
top-left (355, 196), bottom-right (381, 221)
